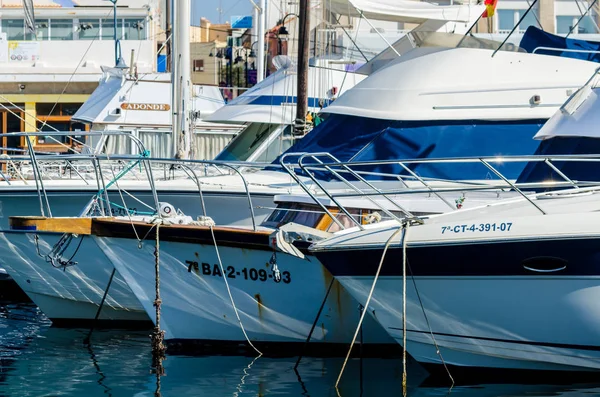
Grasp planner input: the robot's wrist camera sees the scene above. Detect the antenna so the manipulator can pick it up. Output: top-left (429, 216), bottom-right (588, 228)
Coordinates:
top-left (217, 0), bottom-right (223, 23)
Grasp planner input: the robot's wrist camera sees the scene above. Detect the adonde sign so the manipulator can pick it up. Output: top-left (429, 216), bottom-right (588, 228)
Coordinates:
top-left (120, 103), bottom-right (171, 111)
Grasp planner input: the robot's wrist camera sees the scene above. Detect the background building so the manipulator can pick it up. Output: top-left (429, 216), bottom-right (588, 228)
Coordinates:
top-left (189, 18), bottom-right (230, 87)
top-left (0, 0), bottom-right (160, 153)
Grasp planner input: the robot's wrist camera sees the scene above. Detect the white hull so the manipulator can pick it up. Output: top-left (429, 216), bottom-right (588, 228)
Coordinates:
top-left (95, 235), bottom-right (395, 347)
top-left (0, 186), bottom-right (277, 321)
top-left (336, 275), bottom-right (600, 371)
top-left (0, 231), bottom-right (148, 323)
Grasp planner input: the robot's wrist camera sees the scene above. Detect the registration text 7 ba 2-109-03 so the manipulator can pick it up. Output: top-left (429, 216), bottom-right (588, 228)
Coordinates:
top-left (185, 260), bottom-right (291, 284)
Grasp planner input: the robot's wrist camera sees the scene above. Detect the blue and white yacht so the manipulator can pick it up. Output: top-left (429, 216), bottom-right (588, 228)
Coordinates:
top-left (310, 70), bottom-right (600, 372)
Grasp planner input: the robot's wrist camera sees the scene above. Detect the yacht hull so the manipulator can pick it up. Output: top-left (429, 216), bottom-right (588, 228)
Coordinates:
top-left (0, 231), bottom-right (150, 324)
top-left (92, 222), bottom-right (396, 351)
top-left (313, 221), bottom-right (600, 371)
top-left (331, 274), bottom-right (600, 372)
top-left (0, 190), bottom-right (276, 322)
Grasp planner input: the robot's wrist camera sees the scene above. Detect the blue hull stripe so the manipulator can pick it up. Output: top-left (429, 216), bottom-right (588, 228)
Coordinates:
top-left (314, 237), bottom-right (600, 277)
top-left (228, 95), bottom-right (331, 108)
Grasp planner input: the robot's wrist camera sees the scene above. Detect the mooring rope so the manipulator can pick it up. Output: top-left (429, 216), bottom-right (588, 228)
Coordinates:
top-left (335, 224), bottom-right (406, 389)
top-left (401, 223), bottom-right (409, 395)
top-left (151, 223), bottom-right (166, 373)
top-left (208, 225), bottom-right (263, 356)
top-left (408, 260), bottom-right (454, 388)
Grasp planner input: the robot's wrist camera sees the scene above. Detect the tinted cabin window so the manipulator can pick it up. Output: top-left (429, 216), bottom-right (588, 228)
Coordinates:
top-left (261, 203), bottom-right (323, 228)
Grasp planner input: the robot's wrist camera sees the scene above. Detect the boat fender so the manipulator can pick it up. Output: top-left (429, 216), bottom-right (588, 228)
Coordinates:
top-left (269, 252), bottom-right (281, 282)
top-left (364, 212), bottom-right (382, 224)
top-left (193, 216), bottom-right (216, 226)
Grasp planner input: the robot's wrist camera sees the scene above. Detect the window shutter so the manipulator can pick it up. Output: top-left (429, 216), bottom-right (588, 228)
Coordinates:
top-left (193, 59), bottom-right (204, 72)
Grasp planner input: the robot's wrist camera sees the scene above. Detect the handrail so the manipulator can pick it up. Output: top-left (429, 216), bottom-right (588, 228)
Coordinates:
top-left (298, 153), bottom-right (414, 227)
top-left (279, 152), bottom-right (600, 225)
top-left (532, 46), bottom-right (600, 56)
top-left (395, 161), bottom-right (455, 210)
top-left (309, 153), bottom-right (415, 218)
top-left (16, 130), bottom-right (160, 219)
top-left (12, 146), bottom-right (600, 234)
top-left (26, 135), bottom-right (51, 217)
top-left (479, 158), bottom-right (545, 215)
top-left (279, 152), bottom-right (348, 230)
top-left (12, 152), bottom-right (270, 231)
top-left (165, 161), bottom-right (258, 231)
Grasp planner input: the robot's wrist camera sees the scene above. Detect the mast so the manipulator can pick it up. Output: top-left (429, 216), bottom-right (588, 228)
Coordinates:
top-left (257, 0), bottom-right (266, 83)
top-left (294, 0), bottom-right (310, 135)
top-left (165, 0), bottom-right (171, 72)
top-left (172, 0), bottom-right (192, 159)
top-left (108, 0), bottom-right (119, 65)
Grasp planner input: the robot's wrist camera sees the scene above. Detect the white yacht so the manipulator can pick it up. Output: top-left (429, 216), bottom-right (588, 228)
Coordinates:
top-left (311, 75), bottom-right (600, 372)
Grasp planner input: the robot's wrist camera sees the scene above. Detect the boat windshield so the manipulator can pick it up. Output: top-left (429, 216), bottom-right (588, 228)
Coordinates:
top-left (214, 123), bottom-right (294, 162)
top-left (411, 31), bottom-right (525, 53)
top-left (252, 124), bottom-right (295, 163)
top-left (262, 203), bottom-right (325, 229)
top-left (214, 122), bottom-right (279, 162)
top-left (261, 202), bottom-right (405, 231)
top-left (357, 30), bottom-right (525, 75)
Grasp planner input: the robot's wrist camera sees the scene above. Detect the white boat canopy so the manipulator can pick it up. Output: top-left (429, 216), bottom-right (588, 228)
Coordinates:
top-left (73, 67), bottom-right (225, 128)
top-left (328, 0), bottom-right (485, 24)
top-left (534, 82), bottom-right (600, 140)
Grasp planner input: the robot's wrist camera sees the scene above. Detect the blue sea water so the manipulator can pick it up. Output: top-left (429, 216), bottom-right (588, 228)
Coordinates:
top-left (2, 301), bottom-right (600, 397)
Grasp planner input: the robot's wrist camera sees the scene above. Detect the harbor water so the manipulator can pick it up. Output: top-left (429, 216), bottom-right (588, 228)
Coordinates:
top-left (1, 300), bottom-right (600, 396)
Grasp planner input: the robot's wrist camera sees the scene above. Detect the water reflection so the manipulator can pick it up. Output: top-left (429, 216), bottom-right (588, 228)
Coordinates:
top-left (1, 302), bottom-right (600, 397)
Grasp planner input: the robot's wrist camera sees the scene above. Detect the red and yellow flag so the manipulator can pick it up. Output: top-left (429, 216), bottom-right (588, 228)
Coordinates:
top-left (483, 0), bottom-right (498, 18)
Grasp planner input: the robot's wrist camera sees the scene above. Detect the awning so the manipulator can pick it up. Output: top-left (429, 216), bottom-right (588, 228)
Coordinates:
top-left (328, 0), bottom-right (484, 24)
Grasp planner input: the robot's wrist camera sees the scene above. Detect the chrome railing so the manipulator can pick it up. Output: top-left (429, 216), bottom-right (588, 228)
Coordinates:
top-left (280, 152), bottom-right (600, 230)
top-left (4, 129), bottom-right (280, 232)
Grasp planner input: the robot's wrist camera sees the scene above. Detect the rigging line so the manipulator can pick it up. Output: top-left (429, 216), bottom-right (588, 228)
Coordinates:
top-left (525, 0), bottom-right (544, 30)
top-left (402, 223), bottom-right (409, 395)
top-left (222, 0), bottom-right (245, 18)
top-left (103, 184), bottom-right (156, 211)
top-left (492, 0), bottom-right (540, 57)
top-left (407, 256), bottom-right (455, 389)
top-left (335, 225), bottom-right (405, 389)
top-left (105, 153), bottom-right (143, 243)
top-left (209, 224), bottom-right (263, 356)
top-left (567, 0), bottom-right (600, 38)
top-left (337, 16), bottom-right (363, 96)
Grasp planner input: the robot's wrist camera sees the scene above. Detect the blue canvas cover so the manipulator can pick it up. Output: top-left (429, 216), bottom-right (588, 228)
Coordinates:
top-left (276, 114), bottom-right (544, 181)
top-left (516, 137), bottom-right (600, 186)
top-left (519, 26), bottom-right (600, 62)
